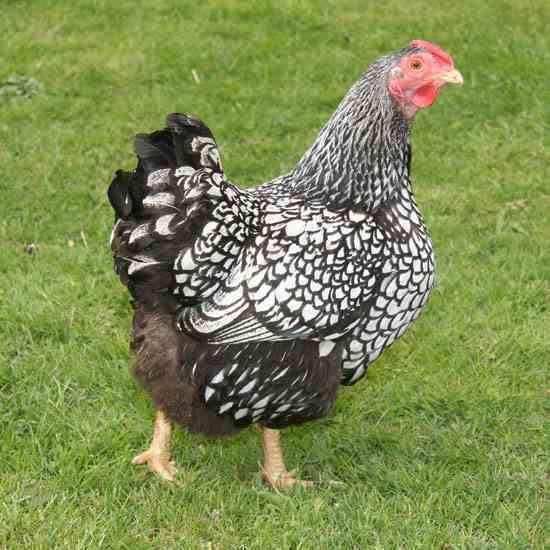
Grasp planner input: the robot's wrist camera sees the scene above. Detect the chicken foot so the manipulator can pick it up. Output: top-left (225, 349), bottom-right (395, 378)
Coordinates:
top-left (261, 427), bottom-right (312, 489)
top-left (132, 410), bottom-right (176, 481)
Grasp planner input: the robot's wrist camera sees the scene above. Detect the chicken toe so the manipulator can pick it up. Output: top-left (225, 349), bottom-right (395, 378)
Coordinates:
top-left (132, 410), bottom-right (176, 482)
top-left (261, 427), bottom-right (312, 489)
top-left (261, 466), bottom-right (313, 489)
top-left (132, 449), bottom-right (176, 481)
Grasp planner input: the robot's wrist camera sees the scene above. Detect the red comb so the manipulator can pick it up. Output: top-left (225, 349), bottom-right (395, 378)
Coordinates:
top-left (410, 39), bottom-right (453, 66)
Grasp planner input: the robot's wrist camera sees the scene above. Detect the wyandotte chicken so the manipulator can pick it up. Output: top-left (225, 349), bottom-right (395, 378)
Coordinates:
top-left (108, 40), bottom-right (462, 488)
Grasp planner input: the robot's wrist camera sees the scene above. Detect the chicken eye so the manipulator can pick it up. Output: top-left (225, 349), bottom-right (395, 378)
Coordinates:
top-left (409, 59), bottom-right (423, 72)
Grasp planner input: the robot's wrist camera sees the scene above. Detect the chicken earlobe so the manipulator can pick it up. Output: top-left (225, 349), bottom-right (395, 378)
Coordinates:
top-left (132, 410), bottom-right (177, 482)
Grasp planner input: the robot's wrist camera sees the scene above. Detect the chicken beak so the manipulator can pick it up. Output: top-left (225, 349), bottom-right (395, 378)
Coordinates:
top-left (439, 68), bottom-right (464, 85)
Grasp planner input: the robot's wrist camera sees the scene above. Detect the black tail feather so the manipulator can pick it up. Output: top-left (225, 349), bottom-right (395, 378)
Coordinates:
top-left (127, 112), bottom-right (220, 175)
top-left (134, 130), bottom-right (177, 173)
top-left (165, 113), bottom-right (221, 171)
top-left (107, 170), bottom-right (133, 219)
top-left (108, 112), bottom-right (224, 305)
top-left (165, 113), bottom-right (214, 139)
top-left (109, 112), bottom-right (220, 221)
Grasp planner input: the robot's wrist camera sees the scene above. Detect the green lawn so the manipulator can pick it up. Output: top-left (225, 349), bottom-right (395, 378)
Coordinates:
top-left (1, 1), bottom-right (548, 548)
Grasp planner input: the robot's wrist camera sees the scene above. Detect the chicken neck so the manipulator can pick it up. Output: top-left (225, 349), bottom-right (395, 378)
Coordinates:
top-left (290, 54), bottom-right (412, 212)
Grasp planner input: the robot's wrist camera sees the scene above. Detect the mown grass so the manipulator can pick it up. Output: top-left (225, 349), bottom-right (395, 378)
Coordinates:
top-left (1, 0), bottom-right (548, 548)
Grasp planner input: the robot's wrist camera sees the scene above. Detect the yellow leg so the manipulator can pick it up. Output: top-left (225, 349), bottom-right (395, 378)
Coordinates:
top-left (261, 427), bottom-right (312, 489)
top-left (132, 410), bottom-right (176, 481)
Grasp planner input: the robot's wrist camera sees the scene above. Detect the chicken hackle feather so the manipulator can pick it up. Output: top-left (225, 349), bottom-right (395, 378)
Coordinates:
top-left (108, 40), bottom-right (462, 486)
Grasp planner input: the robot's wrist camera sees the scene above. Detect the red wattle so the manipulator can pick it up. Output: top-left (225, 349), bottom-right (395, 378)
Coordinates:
top-left (412, 84), bottom-right (439, 108)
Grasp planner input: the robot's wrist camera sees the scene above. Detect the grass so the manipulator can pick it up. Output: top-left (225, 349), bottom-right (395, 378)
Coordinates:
top-left (1, 0), bottom-right (548, 548)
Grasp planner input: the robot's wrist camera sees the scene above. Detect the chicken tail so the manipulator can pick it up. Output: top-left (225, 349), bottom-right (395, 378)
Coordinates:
top-left (108, 113), bottom-right (255, 308)
top-left (108, 113), bottom-right (222, 220)
top-left (108, 113), bottom-right (228, 307)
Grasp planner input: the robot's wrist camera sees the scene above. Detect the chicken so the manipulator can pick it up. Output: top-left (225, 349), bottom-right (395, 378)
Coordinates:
top-left (108, 40), bottom-right (463, 488)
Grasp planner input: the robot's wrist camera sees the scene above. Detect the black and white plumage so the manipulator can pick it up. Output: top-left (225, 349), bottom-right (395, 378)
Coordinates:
top-left (108, 41), bottom-right (461, 441)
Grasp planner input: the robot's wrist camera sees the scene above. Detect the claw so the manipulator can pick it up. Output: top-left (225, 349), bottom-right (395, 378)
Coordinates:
top-left (132, 449), bottom-right (177, 481)
top-left (261, 466), bottom-right (313, 489)
top-left (261, 427), bottom-right (313, 490)
top-left (133, 410), bottom-right (176, 482)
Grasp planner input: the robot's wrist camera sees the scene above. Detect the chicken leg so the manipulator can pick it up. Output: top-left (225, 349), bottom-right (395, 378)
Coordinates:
top-left (261, 427), bottom-right (312, 489)
top-left (132, 410), bottom-right (176, 481)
